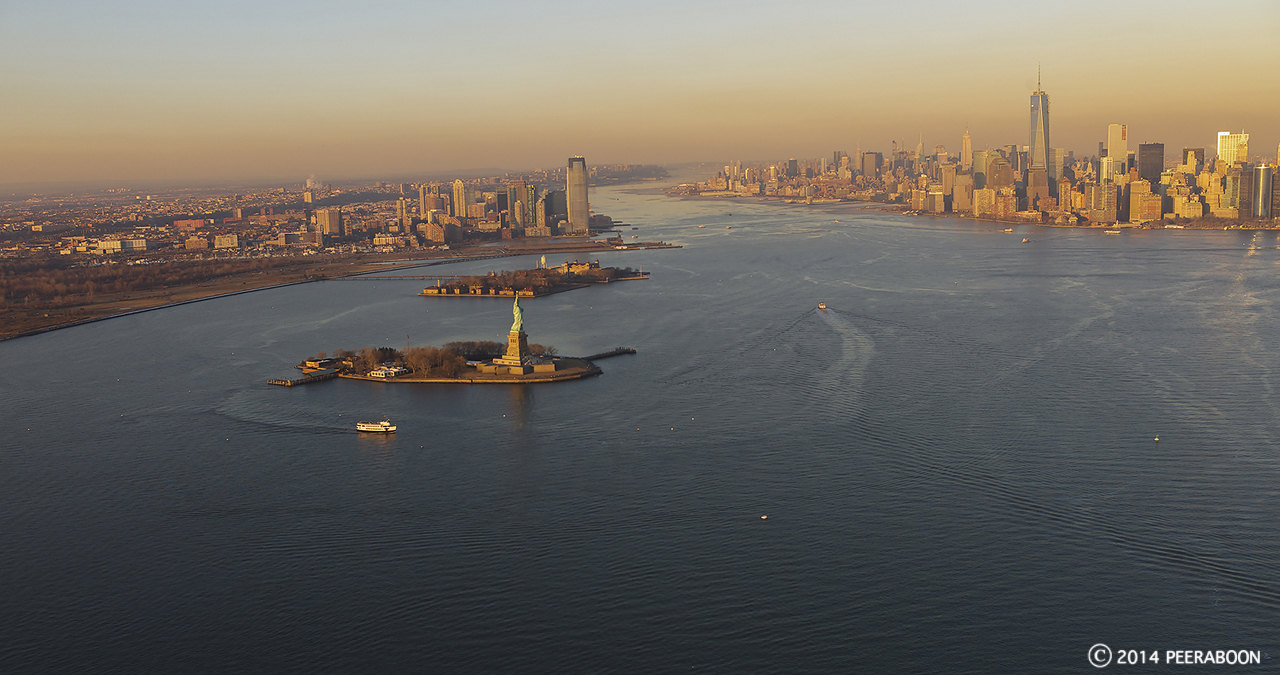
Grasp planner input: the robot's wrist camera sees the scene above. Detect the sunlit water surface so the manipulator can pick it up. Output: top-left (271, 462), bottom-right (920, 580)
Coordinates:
top-left (2, 179), bottom-right (1278, 673)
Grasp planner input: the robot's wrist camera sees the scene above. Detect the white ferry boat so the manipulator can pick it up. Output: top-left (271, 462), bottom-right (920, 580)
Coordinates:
top-left (356, 419), bottom-right (396, 433)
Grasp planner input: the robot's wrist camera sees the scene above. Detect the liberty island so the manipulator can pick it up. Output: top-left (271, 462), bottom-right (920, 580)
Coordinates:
top-left (286, 295), bottom-right (612, 385)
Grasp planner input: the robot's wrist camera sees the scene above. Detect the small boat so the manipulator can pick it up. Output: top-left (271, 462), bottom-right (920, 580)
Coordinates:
top-left (1104, 229), bottom-right (1121, 234)
top-left (726, 225), bottom-right (732, 229)
top-left (818, 302), bottom-right (828, 310)
top-left (1022, 238), bottom-right (1031, 243)
top-left (357, 419), bottom-right (396, 433)
top-left (698, 225), bottom-right (706, 228)
top-left (1004, 228), bottom-right (1013, 232)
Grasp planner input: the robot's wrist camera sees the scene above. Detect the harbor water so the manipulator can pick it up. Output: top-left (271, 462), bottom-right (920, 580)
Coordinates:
top-left (2, 179), bottom-right (1278, 673)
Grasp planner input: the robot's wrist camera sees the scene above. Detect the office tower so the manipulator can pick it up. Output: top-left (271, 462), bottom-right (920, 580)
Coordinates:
top-left (1217, 131), bottom-right (1249, 164)
top-left (535, 192), bottom-right (548, 229)
top-left (861, 152), bottom-right (882, 178)
top-left (787, 158), bottom-right (798, 178)
top-left (506, 180), bottom-right (528, 225)
top-left (1027, 168), bottom-right (1050, 209)
top-left (1138, 143), bottom-right (1164, 186)
top-left (940, 164), bottom-right (956, 197)
top-left (1272, 173), bottom-right (1280, 218)
top-left (566, 156), bottom-right (589, 235)
top-left (972, 149), bottom-right (990, 186)
top-left (1225, 167), bottom-right (1252, 213)
top-left (452, 180), bottom-right (471, 219)
top-left (1182, 148), bottom-right (1205, 174)
top-left (1089, 182), bottom-right (1118, 223)
top-left (399, 197), bottom-right (415, 230)
top-left (1252, 165), bottom-right (1273, 218)
top-left (1029, 78), bottom-right (1050, 170)
top-left (986, 157), bottom-right (1015, 188)
top-left (418, 185), bottom-right (428, 218)
top-left (1128, 180), bottom-right (1163, 224)
top-left (961, 128), bottom-right (972, 171)
top-left (1049, 148), bottom-right (1065, 189)
top-left (524, 185), bottom-right (538, 226)
top-left (1107, 124), bottom-right (1128, 177)
top-left (315, 208), bottom-right (343, 236)
top-left (400, 183), bottom-right (410, 195)
top-left (953, 173), bottom-right (973, 212)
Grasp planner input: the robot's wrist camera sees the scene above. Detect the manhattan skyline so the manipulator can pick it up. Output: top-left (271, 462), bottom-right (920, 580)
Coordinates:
top-left (2, 0), bottom-right (1278, 185)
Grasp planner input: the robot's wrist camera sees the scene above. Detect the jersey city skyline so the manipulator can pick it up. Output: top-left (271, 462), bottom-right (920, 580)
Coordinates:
top-left (1, 0), bottom-right (1277, 185)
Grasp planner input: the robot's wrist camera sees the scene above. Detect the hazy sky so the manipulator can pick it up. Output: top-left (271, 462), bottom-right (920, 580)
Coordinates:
top-left (2, 0), bottom-right (1278, 185)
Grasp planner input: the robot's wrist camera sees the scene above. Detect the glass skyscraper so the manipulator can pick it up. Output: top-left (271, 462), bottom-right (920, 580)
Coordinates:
top-left (566, 157), bottom-right (589, 235)
top-left (1029, 81), bottom-right (1050, 170)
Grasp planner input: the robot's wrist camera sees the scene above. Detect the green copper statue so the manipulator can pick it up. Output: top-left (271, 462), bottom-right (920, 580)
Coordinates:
top-left (510, 296), bottom-right (524, 333)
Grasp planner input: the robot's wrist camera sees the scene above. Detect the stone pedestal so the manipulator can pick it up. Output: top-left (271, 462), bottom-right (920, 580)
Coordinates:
top-left (493, 330), bottom-right (531, 366)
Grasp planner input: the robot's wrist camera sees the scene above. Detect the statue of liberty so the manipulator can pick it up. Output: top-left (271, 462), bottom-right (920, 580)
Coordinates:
top-left (510, 296), bottom-right (524, 333)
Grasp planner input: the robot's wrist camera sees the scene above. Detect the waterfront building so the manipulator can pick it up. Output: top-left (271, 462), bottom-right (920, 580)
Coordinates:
top-left (1172, 193), bottom-right (1205, 219)
top-left (926, 183), bottom-right (946, 213)
top-left (1225, 167), bottom-right (1252, 213)
top-left (953, 174), bottom-right (973, 212)
top-left (1217, 131), bottom-right (1249, 164)
top-left (994, 188), bottom-right (1017, 218)
top-left (1138, 143), bottom-right (1164, 187)
top-left (1089, 182), bottom-right (1118, 223)
top-left (1029, 80), bottom-right (1050, 171)
top-left (1272, 173), bottom-right (1280, 218)
top-left (1252, 165), bottom-right (1273, 218)
top-left (566, 156), bottom-right (589, 235)
top-left (1128, 180), bottom-right (1163, 224)
top-left (961, 128), bottom-right (972, 171)
top-left (972, 187), bottom-right (996, 217)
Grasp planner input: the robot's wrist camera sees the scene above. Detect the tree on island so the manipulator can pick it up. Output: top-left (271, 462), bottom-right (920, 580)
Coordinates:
top-left (355, 346), bottom-right (402, 372)
top-left (443, 340), bottom-right (556, 359)
top-left (403, 346), bottom-right (465, 377)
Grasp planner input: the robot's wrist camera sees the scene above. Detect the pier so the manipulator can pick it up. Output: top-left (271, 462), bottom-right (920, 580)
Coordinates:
top-left (268, 369), bottom-right (338, 386)
top-left (581, 347), bottom-right (636, 361)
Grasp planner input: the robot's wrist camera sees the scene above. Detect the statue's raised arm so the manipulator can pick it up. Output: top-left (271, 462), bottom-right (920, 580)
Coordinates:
top-left (510, 296), bottom-right (524, 333)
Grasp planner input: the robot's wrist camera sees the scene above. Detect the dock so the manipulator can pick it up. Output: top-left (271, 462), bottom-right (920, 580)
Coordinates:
top-left (269, 369), bottom-right (338, 386)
